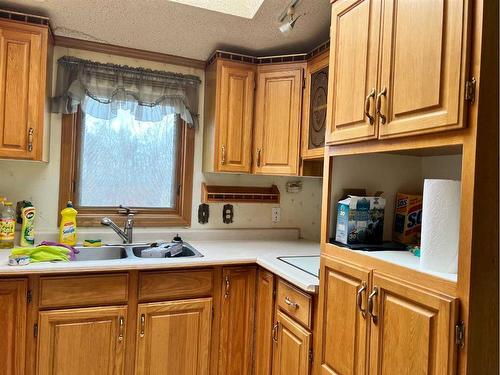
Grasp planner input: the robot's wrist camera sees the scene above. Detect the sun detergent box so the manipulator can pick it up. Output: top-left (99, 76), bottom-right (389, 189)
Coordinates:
top-left (393, 193), bottom-right (422, 244)
top-left (335, 195), bottom-right (385, 245)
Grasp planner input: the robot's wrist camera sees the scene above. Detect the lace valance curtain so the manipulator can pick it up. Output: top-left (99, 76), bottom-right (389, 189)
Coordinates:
top-left (51, 56), bottom-right (201, 127)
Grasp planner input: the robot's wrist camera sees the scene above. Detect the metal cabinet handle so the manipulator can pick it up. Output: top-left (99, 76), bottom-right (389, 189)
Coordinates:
top-left (272, 322), bottom-right (279, 343)
top-left (28, 127), bottom-right (34, 152)
top-left (376, 87), bottom-right (387, 124)
top-left (364, 88), bottom-right (376, 125)
top-left (284, 296), bottom-right (299, 309)
top-left (368, 287), bottom-right (379, 323)
top-left (356, 282), bottom-right (367, 318)
top-left (224, 275), bottom-right (230, 299)
top-left (256, 148), bottom-right (261, 167)
top-left (221, 145), bottom-right (226, 165)
top-left (140, 314), bottom-right (145, 337)
top-left (118, 316), bottom-right (125, 342)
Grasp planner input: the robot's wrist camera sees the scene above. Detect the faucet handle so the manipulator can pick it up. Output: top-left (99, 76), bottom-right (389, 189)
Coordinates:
top-left (118, 205), bottom-right (138, 215)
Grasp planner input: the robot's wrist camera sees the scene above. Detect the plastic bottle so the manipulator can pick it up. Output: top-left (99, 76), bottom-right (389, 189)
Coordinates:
top-left (20, 202), bottom-right (36, 247)
top-left (0, 202), bottom-right (16, 249)
top-left (59, 201), bottom-right (78, 246)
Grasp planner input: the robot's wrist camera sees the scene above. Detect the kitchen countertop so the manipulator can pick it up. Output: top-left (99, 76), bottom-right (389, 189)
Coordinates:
top-left (0, 239), bottom-right (320, 293)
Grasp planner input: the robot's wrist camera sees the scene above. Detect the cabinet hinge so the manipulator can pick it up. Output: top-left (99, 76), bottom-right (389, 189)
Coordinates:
top-left (33, 323), bottom-right (38, 338)
top-left (308, 348), bottom-right (313, 362)
top-left (455, 321), bottom-right (465, 349)
top-left (27, 290), bottom-right (32, 304)
top-left (465, 78), bottom-right (476, 103)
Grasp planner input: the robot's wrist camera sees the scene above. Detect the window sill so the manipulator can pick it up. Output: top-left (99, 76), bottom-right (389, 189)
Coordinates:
top-left (76, 213), bottom-right (191, 227)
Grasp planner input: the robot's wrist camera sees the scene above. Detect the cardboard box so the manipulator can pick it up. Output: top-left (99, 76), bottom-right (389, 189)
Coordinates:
top-left (393, 193), bottom-right (422, 244)
top-left (335, 195), bottom-right (385, 245)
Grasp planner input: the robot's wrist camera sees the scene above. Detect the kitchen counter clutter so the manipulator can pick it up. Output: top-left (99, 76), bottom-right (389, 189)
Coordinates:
top-left (0, 238), bottom-right (320, 292)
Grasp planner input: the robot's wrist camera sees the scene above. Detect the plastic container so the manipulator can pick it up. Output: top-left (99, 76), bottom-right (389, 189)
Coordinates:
top-left (20, 203), bottom-right (36, 247)
top-left (0, 202), bottom-right (16, 249)
top-left (59, 201), bottom-right (78, 246)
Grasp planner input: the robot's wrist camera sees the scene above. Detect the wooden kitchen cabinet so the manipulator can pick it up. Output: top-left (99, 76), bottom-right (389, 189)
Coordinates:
top-left (326, 0), bottom-right (381, 145)
top-left (253, 63), bottom-right (305, 175)
top-left (0, 19), bottom-right (49, 160)
top-left (37, 305), bottom-right (127, 375)
top-left (0, 279), bottom-right (27, 375)
top-left (135, 298), bottom-right (212, 375)
top-left (204, 59), bottom-right (255, 173)
top-left (327, 0), bottom-right (470, 144)
top-left (254, 269), bottom-right (275, 375)
top-left (272, 310), bottom-right (312, 375)
top-left (316, 256), bottom-right (370, 375)
top-left (218, 266), bottom-right (256, 375)
top-left (368, 272), bottom-right (458, 375)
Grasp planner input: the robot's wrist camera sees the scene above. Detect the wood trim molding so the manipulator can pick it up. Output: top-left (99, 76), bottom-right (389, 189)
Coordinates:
top-left (53, 35), bottom-right (205, 70)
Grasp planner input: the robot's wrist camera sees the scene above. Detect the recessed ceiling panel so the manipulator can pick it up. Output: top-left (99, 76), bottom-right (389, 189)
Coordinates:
top-left (168, 0), bottom-right (265, 19)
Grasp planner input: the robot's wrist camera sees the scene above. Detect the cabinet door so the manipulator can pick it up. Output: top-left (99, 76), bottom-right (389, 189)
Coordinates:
top-left (216, 61), bottom-right (255, 173)
top-left (378, 0), bottom-right (469, 138)
top-left (253, 65), bottom-right (304, 175)
top-left (272, 310), bottom-right (311, 375)
top-left (326, 0), bottom-right (382, 144)
top-left (0, 279), bottom-right (27, 375)
top-left (0, 22), bottom-right (47, 160)
top-left (218, 267), bottom-right (256, 375)
top-left (37, 306), bottom-right (127, 375)
top-left (135, 298), bottom-right (212, 375)
top-left (316, 256), bottom-right (371, 375)
top-left (368, 272), bottom-right (458, 375)
top-left (254, 269), bottom-right (275, 375)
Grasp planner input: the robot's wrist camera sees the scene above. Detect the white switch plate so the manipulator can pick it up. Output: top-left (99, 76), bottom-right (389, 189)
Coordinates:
top-left (272, 207), bottom-right (281, 223)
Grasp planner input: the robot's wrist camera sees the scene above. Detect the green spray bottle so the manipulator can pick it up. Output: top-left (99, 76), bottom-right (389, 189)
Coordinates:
top-left (20, 202), bottom-right (35, 247)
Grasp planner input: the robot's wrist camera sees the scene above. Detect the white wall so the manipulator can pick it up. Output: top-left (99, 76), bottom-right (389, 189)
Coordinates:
top-left (0, 46), bottom-right (322, 241)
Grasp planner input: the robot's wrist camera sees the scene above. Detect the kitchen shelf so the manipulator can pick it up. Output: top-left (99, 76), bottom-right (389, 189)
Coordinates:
top-left (201, 183), bottom-right (280, 203)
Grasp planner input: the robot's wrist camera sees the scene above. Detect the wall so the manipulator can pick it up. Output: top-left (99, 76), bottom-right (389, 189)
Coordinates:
top-left (0, 46), bottom-right (322, 241)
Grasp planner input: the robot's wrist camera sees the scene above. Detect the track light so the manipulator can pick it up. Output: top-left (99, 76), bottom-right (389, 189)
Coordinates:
top-left (278, 0), bottom-right (302, 34)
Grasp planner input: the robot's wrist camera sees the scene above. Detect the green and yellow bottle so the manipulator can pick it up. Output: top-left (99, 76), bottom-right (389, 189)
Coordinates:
top-left (20, 202), bottom-right (36, 247)
top-left (59, 201), bottom-right (78, 246)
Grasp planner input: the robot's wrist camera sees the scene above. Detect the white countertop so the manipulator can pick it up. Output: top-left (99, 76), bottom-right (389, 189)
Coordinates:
top-left (0, 239), bottom-right (321, 293)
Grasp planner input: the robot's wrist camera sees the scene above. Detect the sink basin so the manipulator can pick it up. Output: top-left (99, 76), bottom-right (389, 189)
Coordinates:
top-left (74, 246), bottom-right (128, 261)
top-left (131, 243), bottom-right (203, 258)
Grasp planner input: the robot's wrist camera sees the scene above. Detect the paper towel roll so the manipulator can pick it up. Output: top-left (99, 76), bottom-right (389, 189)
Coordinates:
top-left (420, 179), bottom-right (461, 274)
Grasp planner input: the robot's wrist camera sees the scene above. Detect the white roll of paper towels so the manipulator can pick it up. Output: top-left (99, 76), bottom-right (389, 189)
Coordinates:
top-left (420, 179), bottom-right (461, 274)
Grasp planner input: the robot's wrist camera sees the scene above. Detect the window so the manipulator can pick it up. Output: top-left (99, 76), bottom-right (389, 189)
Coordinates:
top-left (59, 108), bottom-right (194, 227)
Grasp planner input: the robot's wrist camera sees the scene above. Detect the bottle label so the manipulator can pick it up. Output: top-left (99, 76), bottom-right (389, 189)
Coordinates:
top-left (0, 218), bottom-right (15, 240)
top-left (61, 222), bottom-right (76, 243)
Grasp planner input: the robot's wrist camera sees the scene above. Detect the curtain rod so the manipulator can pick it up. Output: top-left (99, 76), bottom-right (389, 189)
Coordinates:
top-left (58, 56), bottom-right (201, 85)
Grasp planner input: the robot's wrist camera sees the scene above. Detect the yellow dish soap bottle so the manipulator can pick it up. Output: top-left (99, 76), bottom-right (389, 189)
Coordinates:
top-left (20, 202), bottom-right (36, 247)
top-left (59, 201), bottom-right (78, 246)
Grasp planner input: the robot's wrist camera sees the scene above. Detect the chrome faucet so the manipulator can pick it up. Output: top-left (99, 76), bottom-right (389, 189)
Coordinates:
top-left (101, 206), bottom-right (135, 244)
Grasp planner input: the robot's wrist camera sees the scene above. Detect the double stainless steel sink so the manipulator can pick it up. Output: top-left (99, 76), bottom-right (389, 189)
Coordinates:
top-left (73, 243), bottom-right (203, 262)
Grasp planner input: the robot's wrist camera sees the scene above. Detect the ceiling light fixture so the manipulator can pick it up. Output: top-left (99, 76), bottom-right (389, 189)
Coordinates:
top-left (278, 0), bottom-right (302, 35)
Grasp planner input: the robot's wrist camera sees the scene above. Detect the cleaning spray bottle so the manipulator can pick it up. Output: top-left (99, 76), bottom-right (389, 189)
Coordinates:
top-left (20, 202), bottom-right (36, 247)
top-left (59, 201), bottom-right (78, 246)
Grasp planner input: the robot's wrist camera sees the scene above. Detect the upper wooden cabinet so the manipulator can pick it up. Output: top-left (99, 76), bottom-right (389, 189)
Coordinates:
top-left (301, 50), bottom-right (329, 159)
top-left (218, 267), bottom-right (256, 375)
top-left (204, 60), bottom-right (256, 173)
top-left (0, 279), bottom-right (27, 375)
top-left (135, 298), bottom-right (212, 375)
top-left (253, 63), bottom-right (305, 175)
top-left (327, 0), bottom-right (470, 144)
top-left (37, 306), bottom-right (127, 375)
top-left (0, 19), bottom-right (49, 160)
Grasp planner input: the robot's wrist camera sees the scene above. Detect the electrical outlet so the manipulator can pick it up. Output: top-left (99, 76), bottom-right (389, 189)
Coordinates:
top-left (272, 207), bottom-right (281, 223)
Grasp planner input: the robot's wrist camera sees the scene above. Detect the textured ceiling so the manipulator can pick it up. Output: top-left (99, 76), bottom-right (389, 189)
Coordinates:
top-left (0, 0), bottom-right (331, 61)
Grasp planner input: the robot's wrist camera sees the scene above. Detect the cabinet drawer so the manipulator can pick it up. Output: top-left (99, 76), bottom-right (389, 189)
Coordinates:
top-left (276, 279), bottom-right (312, 328)
top-left (39, 274), bottom-right (129, 309)
top-left (138, 269), bottom-right (213, 302)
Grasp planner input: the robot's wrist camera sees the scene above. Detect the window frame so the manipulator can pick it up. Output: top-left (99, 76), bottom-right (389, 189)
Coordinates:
top-left (58, 109), bottom-right (194, 227)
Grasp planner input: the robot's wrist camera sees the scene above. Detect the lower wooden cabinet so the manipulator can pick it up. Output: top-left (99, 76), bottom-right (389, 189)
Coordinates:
top-left (135, 298), bottom-right (212, 375)
top-left (218, 267), bottom-right (256, 375)
top-left (37, 306), bottom-right (127, 375)
top-left (254, 269), bottom-right (275, 375)
top-left (316, 256), bottom-right (459, 375)
top-left (0, 279), bottom-right (27, 375)
top-left (272, 310), bottom-right (312, 375)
